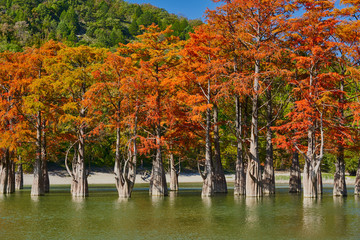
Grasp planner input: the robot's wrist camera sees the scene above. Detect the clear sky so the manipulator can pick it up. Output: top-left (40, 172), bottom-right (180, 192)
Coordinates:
top-left (126, 0), bottom-right (220, 20)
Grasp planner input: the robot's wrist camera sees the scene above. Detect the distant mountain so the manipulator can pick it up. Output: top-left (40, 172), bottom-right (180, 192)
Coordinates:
top-left (0, 0), bottom-right (203, 51)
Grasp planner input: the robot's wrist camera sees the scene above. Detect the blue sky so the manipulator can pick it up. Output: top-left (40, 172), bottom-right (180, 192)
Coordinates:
top-left (126, 0), bottom-right (220, 20)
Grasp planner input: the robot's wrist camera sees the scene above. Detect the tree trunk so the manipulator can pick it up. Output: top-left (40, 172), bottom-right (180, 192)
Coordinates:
top-left (71, 117), bottom-right (88, 197)
top-left (115, 112), bottom-right (137, 198)
top-left (289, 151), bottom-right (301, 193)
top-left (212, 104), bottom-right (227, 193)
top-left (262, 87), bottom-right (275, 195)
top-left (0, 149), bottom-right (15, 194)
top-left (303, 127), bottom-right (318, 198)
top-left (15, 160), bottom-right (23, 190)
top-left (42, 129), bottom-right (50, 193)
top-left (201, 79), bottom-right (214, 197)
top-left (234, 96), bottom-right (245, 195)
top-left (150, 124), bottom-right (168, 196)
top-left (0, 149), bottom-right (9, 193)
top-left (355, 157), bottom-right (360, 195)
top-left (334, 79), bottom-right (347, 197)
top-left (317, 168), bottom-right (323, 195)
top-left (169, 153), bottom-right (179, 191)
top-left (7, 160), bottom-right (15, 193)
top-left (31, 111), bottom-right (44, 196)
top-left (246, 60), bottom-right (262, 197)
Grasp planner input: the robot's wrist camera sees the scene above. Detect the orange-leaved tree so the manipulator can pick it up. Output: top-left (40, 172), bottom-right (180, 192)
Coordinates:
top-left (119, 24), bottom-right (184, 196)
top-left (51, 45), bottom-right (107, 197)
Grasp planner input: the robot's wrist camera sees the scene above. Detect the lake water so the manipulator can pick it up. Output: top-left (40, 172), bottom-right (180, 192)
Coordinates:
top-left (0, 183), bottom-right (359, 239)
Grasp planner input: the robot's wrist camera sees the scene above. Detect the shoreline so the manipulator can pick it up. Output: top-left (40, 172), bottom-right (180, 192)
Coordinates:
top-left (22, 171), bottom-right (356, 186)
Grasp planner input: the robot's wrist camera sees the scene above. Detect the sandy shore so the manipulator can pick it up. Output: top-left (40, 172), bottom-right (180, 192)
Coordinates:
top-left (22, 170), bottom-right (356, 186)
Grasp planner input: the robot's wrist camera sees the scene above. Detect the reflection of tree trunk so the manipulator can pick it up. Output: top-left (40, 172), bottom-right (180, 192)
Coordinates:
top-left (213, 104), bottom-right (227, 193)
top-left (31, 111), bottom-right (44, 196)
top-left (246, 60), bottom-right (262, 197)
top-left (169, 153), bottom-right (179, 191)
top-left (289, 151), bottom-right (301, 193)
top-left (42, 128), bottom-right (49, 193)
top-left (234, 96), bottom-right (245, 195)
top-left (355, 157), bottom-right (360, 195)
top-left (15, 158), bottom-right (23, 190)
top-left (263, 88), bottom-right (275, 195)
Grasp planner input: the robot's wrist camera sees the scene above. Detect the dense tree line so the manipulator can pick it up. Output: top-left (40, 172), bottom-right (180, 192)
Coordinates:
top-left (0, 0), bottom-right (201, 51)
top-left (1, 0), bottom-right (360, 198)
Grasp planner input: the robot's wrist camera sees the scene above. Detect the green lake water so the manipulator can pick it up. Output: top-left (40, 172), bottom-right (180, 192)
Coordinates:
top-left (0, 183), bottom-right (359, 239)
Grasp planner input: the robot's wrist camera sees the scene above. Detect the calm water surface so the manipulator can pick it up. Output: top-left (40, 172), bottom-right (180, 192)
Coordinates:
top-left (0, 183), bottom-right (359, 239)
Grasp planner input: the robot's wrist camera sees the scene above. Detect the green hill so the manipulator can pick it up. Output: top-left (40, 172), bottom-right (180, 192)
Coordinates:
top-left (0, 0), bottom-right (202, 51)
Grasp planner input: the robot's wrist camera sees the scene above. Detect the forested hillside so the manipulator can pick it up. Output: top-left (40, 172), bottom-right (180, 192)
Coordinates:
top-left (0, 0), bottom-right (201, 51)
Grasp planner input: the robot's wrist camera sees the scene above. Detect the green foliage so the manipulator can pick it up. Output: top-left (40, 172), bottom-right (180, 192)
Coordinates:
top-left (0, 0), bottom-right (200, 50)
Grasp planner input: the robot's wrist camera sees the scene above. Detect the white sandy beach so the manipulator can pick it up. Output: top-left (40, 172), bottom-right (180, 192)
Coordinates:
top-left (22, 171), bottom-right (356, 186)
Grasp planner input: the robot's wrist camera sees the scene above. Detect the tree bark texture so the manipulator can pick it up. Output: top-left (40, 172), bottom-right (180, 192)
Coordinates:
top-left (31, 111), bottom-right (44, 196)
top-left (0, 149), bottom-right (15, 194)
top-left (149, 125), bottom-right (168, 196)
top-left (303, 126), bottom-right (322, 198)
top-left (42, 129), bottom-right (50, 193)
top-left (115, 111), bottom-right (137, 198)
top-left (355, 157), bottom-right (360, 195)
top-left (262, 88), bottom-right (275, 195)
top-left (201, 80), bottom-right (214, 197)
top-left (15, 161), bottom-right (23, 190)
top-left (71, 113), bottom-right (88, 197)
top-left (169, 153), bottom-right (179, 191)
top-left (234, 96), bottom-right (245, 195)
top-left (246, 60), bottom-right (262, 197)
top-left (333, 80), bottom-right (347, 197)
top-left (212, 104), bottom-right (227, 193)
top-left (289, 151), bottom-right (301, 193)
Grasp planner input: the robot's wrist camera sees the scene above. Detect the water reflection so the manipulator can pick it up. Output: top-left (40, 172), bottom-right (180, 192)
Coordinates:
top-left (333, 196), bottom-right (345, 206)
top-left (355, 195), bottom-right (360, 204)
top-left (302, 198), bottom-right (322, 237)
top-left (151, 196), bottom-right (165, 208)
top-left (201, 195), bottom-right (212, 208)
top-left (169, 191), bottom-right (178, 207)
top-left (72, 196), bottom-right (86, 211)
top-left (245, 197), bottom-right (261, 226)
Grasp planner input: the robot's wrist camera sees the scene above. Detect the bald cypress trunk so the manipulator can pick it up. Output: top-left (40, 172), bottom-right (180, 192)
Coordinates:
top-left (15, 159), bottom-right (23, 190)
top-left (71, 83), bottom-right (88, 197)
top-left (169, 153), bottom-right (179, 191)
top-left (246, 60), bottom-right (262, 197)
top-left (355, 157), bottom-right (360, 195)
top-left (0, 149), bottom-right (10, 194)
top-left (234, 96), bottom-right (245, 196)
top-left (149, 126), bottom-right (168, 196)
top-left (42, 129), bottom-right (49, 193)
top-left (333, 79), bottom-right (347, 197)
top-left (263, 88), bottom-right (275, 195)
top-left (213, 104), bottom-right (227, 193)
top-left (0, 149), bottom-right (15, 194)
top-left (289, 151), bottom-right (301, 193)
top-left (115, 109), bottom-right (137, 198)
top-left (31, 111), bottom-right (44, 196)
top-left (71, 110), bottom-right (88, 197)
top-left (201, 105), bottom-right (213, 197)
